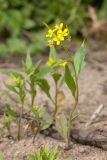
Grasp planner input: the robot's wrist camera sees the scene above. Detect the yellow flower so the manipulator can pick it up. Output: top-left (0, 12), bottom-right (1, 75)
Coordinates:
top-left (57, 34), bottom-right (64, 41)
top-left (63, 28), bottom-right (69, 36)
top-left (58, 28), bottom-right (69, 37)
top-left (12, 77), bottom-right (20, 85)
top-left (59, 61), bottom-right (67, 67)
top-left (47, 58), bottom-right (55, 66)
top-left (55, 23), bottom-right (63, 30)
top-left (53, 37), bottom-right (61, 45)
top-left (46, 29), bottom-right (55, 37)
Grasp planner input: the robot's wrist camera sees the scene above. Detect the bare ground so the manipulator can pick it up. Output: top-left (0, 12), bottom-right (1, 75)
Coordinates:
top-left (0, 43), bottom-right (107, 160)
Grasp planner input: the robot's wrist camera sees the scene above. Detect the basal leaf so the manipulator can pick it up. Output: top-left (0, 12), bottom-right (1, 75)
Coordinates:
top-left (55, 114), bottom-right (68, 143)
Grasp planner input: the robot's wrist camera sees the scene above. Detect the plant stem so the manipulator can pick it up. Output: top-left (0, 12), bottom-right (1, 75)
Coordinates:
top-left (30, 82), bottom-right (35, 108)
top-left (67, 61), bottom-right (78, 148)
top-left (18, 102), bottom-right (24, 141)
top-left (32, 123), bottom-right (40, 143)
top-left (54, 81), bottom-right (58, 116)
top-left (67, 100), bottom-right (78, 148)
top-left (31, 94), bottom-right (35, 107)
top-left (63, 46), bottom-right (79, 148)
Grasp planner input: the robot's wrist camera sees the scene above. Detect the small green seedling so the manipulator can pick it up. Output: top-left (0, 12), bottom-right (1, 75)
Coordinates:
top-left (2, 114), bottom-right (13, 137)
top-left (30, 145), bottom-right (59, 160)
top-left (23, 53), bottom-right (40, 108)
top-left (30, 105), bottom-right (53, 143)
top-left (4, 72), bottom-right (26, 140)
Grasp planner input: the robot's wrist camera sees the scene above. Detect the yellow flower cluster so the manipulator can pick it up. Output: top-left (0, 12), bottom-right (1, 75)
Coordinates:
top-left (46, 23), bottom-right (69, 47)
top-left (47, 58), bottom-right (67, 67)
top-left (12, 77), bottom-right (20, 85)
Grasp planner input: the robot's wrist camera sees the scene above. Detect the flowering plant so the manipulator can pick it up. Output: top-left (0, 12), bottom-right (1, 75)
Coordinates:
top-left (46, 23), bottom-right (86, 148)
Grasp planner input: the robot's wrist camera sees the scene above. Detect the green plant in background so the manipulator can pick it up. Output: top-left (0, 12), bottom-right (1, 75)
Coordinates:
top-left (1, 105), bottom-right (16, 138)
top-left (0, 0), bottom-right (88, 57)
top-left (30, 145), bottom-right (59, 160)
top-left (4, 72), bottom-right (26, 140)
top-left (45, 23), bottom-right (86, 148)
top-left (2, 114), bottom-right (13, 137)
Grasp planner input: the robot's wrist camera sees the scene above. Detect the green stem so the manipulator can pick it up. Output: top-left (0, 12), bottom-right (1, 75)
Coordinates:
top-left (67, 100), bottom-right (78, 148)
top-left (18, 102), bottom-right (24, 141)
top-left (63, 46), bottom-right (79, 148)
top-left (31, 94), bottom-right (35, 107)
top-left (54, 81), bottom-right (58, 116)
top-left (32, 122), bottom-right (41, 143)
top-left (30, 81), bottom-right (36, 108)
top-left (67, 63), bottom-right (78, 148)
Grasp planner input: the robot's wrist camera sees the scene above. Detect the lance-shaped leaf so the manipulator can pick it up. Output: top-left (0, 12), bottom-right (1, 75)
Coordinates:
top-left (4, 82), bottom-right (18, 93)
top-left (37, 79), bottom-right (51, 98)
top-left (2, 70), bottom-right (24, 79)
top-left (23, 51), bottom-right (33, 74)
top-left (36, 64), bottom-right (50, 79)
top-left (74, 42), bottom-right (86, 76)
top-left (65, 65), bottom-right (76, 98)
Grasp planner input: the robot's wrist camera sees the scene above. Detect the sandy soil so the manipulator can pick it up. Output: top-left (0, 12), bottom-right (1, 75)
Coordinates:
top-left (0, 43), bottom-right (107, 160)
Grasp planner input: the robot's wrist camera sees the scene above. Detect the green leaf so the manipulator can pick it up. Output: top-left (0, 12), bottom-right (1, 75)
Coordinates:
top-left (39, 108), bottom-right (53, 130)
top-left (23, 19), bottom-right (35, 29)
top-left (40, 145), bottom-right (48, 160)
top-left (4, 82), bottom-right (17, 93)
top-left (41, 123), bottom-right (51, 130)
top-left (52, 73), bottom-right (61, 83)
top-left (65, 65), bottom-right (76, 98)
top-left (74, 42), bottom-right (86, 76)
top-left (2, 70), bottom-right (24, 79)
top-left (5, 105), bottom-right (16, 117)
top-left (55, 114), bottom-right (68, 143)
top-left (3, 114), bottom-right (13, 129)
top-left (36, 64), bottom-right (50, 79)
top-left (30, 151), bottom-right (41, 160)
top-left (50, 46), bottom-right (58, 61)
top-left (37, 79), bottom-right (51, 98)
top-left (48, 146), bottom-right (59, 160)
top-left (25, 51), bottom-right (33, 73)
